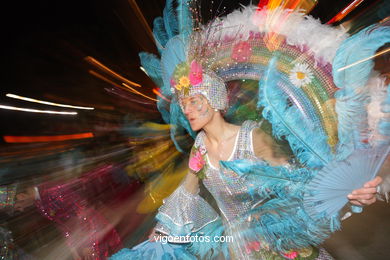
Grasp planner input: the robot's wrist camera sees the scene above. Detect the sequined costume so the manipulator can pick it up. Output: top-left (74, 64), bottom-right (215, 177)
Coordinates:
top-left (111, 121), bottom-right (334, 260)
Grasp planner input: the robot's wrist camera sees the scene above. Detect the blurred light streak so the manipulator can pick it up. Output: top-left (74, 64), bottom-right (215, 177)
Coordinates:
top-left (142, 122), bottom-right (171, 131)
top-left (258, 0), bottom-right (317, 12)
top-left (90, 69), bottom-right (157, 106)
top-left (327, 0), bottom-right (365, 24)
top-left (127, 0), bottom-right (162, 50)
top-left (268, 0), bottom-right (283, 10)
top-left (105, 88), bottom-right (156, 107)
top-left (3, 133), bottom-right (94, 143)
top-left (6, 93), bottom-right (94, 110)
top-left (44, 93), bottom-right (115, 111)
top-left (340, 0), bottom-right (387, 34)
top-left (85, 56), bottom-right (141, 88)
top-left (0, 143), bottom-right (75, 161)
top-left (337, 47), bottom-right (390, 72)
top-left (89, 70), bottom-right (133, 92)
top-left (122, 83), bottom-right (158, 102)
top-left (0, 105), bottom-right (77, 115)
top-left (152, 88), bottom-right (171, 103)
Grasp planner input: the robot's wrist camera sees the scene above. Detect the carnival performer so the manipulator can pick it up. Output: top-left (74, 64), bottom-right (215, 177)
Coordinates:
top-left (111, 69), bottom-right (383, 260)
top-left (112, 0), bottom-right (389, 259)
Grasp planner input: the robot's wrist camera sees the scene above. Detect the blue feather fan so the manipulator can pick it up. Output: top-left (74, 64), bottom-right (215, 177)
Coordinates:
top-left (304, 145), bottom-right (390, 219)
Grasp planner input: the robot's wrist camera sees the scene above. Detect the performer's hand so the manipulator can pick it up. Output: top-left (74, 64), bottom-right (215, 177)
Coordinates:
top-left (148, 227), bottom-right (160, 242)
top-left (348, 176), bottom-right (382, 206)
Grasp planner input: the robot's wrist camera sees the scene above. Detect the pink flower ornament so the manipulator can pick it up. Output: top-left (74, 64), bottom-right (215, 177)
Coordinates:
top-left (283, 251), bottom-right (298, 259)
top-left (244, 241), bottom-right (261, 254)
top-left (170, 78), bottom-right (176, 87)
top-left (189, 150), bottom-right (206, 173)
top-left (189, 60), bottom-right (203, 86)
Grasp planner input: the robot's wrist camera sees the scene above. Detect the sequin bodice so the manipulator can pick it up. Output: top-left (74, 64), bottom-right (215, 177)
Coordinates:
top-left (195, 120), bottom-right (266, 222)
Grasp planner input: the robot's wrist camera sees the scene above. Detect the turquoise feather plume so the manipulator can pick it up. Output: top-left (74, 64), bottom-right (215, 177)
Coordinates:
top-left (163, 0), bottom-right (179, 39)
top-left (110, 240), bottom-right (196, 260)
top-left (139, 0), bottom-right (195, 151)
top-left (220, 159), bottom-right (340, 252)
top-left (177, 0), bottom-right (193, 39)
top-left (139, 52), bottom-right (163, 88)
top-left (334, 89), bottom-right (369, 150)
top-left (258, 56), bottom-right (333, 168)
top-left (333, 24), bottom-right (390, 149)
top-left (153, 17), bottom-right (169, 52)
top-left (160, 36), bottom-right (187, 94)
top-left (187, 219), bottom-right (227, 259)
top-left (333, 24), bottom-right (390, 92)
top-left (333, 24), bottom-right (389, 147)
top-left (246, 202), bottom-right (339, 251)
top-left (220, 160), bottom-right (313, 200)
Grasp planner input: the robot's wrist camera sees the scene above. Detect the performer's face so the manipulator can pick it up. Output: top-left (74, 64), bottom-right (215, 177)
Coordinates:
top-left (181, 94), bottom-right (214, 131)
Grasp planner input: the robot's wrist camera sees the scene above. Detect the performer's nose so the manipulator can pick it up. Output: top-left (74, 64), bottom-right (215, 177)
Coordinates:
top-left (184, 105), bottom-right (192, 116)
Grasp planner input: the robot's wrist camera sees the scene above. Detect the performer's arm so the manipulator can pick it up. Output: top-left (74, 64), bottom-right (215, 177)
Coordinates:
top-left (152, 148), bottom-right (220, 238)
top-left (149, 171), bottom-right (200, 240)
top-left (252, 128), bottom-right (289, 166)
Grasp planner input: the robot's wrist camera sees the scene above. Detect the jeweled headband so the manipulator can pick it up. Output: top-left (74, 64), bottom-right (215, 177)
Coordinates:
top-left (170, 60), bottom-right (228, 111)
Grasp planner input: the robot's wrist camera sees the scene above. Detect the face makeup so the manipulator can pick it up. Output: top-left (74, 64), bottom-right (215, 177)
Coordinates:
top-left (180, 94), bottom-right (214, 131)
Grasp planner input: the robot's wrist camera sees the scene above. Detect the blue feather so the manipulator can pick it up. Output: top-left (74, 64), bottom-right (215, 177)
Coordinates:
top-left (258, 56), bottom-right (333, 168)
top-left (186, 219), bottom-right (226, 259)
top-left (334, 89), bottom-right (369, 150)
top-left (153, 17), bottom-right (169, 52)
top-left (110, 240), bottom-right (196, 260)
top-left (333, 24), bottom-right (390, 92)
top-left (333, 25), bottom-right (390, 149)
top-left (139, 52), bottom-right (163, 88)
top-left (160, 36), bottom-right (187, 96)
top-left (176, 0), bottom-right (193, 39)
top-left (379, 120), bottom-right (390, 137)
top-left (221, 160), bottom-right (313, 201)
top-left (218, 159), bottom-right (338, 252)
top-left (139, 52), bottom-right (171, 124)
top-left (163, 0), bottom-right (179, 39)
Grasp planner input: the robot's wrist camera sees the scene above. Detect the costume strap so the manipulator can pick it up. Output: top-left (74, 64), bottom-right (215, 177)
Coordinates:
top-left (235, 120), bottom-right (260, 160)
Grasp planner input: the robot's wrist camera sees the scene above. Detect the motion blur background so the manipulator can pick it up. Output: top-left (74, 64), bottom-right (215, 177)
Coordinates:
top-left (1, 0), bottom-right (389, 259)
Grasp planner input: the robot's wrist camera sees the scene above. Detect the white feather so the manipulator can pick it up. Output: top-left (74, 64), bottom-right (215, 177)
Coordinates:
top-left (203, 6), bottom-right (348, 64)
top-left (366, 75), bottom-right (389, 146)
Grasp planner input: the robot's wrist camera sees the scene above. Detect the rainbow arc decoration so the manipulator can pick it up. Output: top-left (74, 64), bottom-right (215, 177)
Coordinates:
top-left (203, 35), bottom-right (340, 151)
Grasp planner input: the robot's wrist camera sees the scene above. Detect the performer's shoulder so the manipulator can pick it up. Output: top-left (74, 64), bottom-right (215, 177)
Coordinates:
top-left (242, 120), bottom-right (262, 132)
top-left (193, 130), bottom-right (206, 149)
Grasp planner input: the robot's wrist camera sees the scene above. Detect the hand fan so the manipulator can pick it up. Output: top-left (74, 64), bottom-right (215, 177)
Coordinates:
top-left (304, 145), bottom-right (390, 219)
